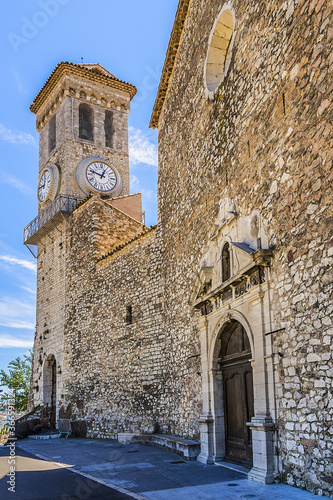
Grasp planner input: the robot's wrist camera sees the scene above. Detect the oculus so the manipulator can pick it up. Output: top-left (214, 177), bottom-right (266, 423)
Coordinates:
top-left (204, 5), bottom-right (235, 96)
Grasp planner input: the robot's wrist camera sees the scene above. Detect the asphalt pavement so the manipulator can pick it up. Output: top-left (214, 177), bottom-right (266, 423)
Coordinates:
top-left (0, 445), bottom-right (136, 500)
top-left (7, 437), bottom-right (327, 500)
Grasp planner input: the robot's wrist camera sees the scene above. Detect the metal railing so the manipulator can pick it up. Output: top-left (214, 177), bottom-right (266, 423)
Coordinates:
top-left (24, 195), bottom-right (82, 244)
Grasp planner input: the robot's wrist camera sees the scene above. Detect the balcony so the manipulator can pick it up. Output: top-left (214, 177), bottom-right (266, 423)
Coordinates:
top-left (24, 195), bottom-right (82, 246)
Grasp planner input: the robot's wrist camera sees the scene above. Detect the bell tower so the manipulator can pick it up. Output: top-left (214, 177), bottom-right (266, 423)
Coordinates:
top-left (30, 62), bottom-right (136, 205)
top-left (25, 62), bottom-right (137, 416)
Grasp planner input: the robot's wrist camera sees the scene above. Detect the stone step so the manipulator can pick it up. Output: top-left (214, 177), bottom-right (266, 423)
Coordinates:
top-left (118, 433), bottom-right (200, 460)
top-left (28, 433), bottom-right (60, 440)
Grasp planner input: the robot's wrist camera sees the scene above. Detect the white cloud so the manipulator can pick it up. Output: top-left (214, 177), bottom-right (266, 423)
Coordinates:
top-left (0, 255), bottom-right (37, 272)
top-left (0, 123), bottom-right (37, 146)
top-left (0, 170), bottom-right (34, 196)
top-left (130, 175), bottom-right (156, 201)
top-left (129, 127), bottom-right (158, 167)
top-left (12, 69), bottom-right (27, 94)
top-left (141, 188), bottom-right (156, 201)
top-left (0, 321), bottom-right (35, 330)
top-left (0, 335), bottom-right (33, 348)
top-left (20, 286), bottom-right (36, 295)
top-left (0, 297), bottom-right (35, 331)
top-left (130, 175), bottom-right (140, 188)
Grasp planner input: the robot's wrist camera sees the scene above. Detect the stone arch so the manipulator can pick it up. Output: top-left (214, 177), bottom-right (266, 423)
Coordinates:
top-left (209, 310), bottom-right (255, 370)
top-left (48, 113), bottom-right (56, 153)
top-left (204, 3), bottom-right (235, 97)
top-left (105, 109), bottom-right (114, 148)
top-left (79, 102), bottom-right (94, 141)
top-left (210, 317), bottom-right (254, 466)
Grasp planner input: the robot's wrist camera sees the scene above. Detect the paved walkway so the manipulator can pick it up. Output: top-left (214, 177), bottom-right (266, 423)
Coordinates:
top-left (16, 438), bottom-right (325, 500)
top-left (0, 446), bottom-right (132, 500)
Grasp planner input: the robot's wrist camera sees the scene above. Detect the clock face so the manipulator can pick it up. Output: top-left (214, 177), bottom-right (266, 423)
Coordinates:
top-left (76, 157), bottom-right (122, 196)
top-left (86, 161), bottom-right (117, 192)
top-left (37, 165), bottom-right (59, 204)
top-left (38, 170), bottom-right (51, 202)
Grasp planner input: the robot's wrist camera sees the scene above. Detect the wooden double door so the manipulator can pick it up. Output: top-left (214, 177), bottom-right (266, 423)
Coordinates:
top-left (219, 321), bottom-right (254, 466)
top-left (222, 360), bottom-right (254, 467)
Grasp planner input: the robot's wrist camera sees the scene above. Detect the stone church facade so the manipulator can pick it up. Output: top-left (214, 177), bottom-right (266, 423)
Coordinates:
top-left (25, 0), bottom-right (332, 495)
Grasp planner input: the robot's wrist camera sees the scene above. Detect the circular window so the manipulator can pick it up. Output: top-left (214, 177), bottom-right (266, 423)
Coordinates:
top-left (205, 6), bottom-right (234, 96)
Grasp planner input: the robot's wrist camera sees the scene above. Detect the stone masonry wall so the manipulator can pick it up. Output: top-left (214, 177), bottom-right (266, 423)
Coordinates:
top-left (30, 219), bottom-right (69, 412)
top-left (62, 197), bottom-right (173, 438)
top-left (156, 0), bottom-right (332, 494)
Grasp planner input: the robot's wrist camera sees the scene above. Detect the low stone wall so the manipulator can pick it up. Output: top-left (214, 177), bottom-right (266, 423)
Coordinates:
top-left (15, 405), bottom-right (52, 439)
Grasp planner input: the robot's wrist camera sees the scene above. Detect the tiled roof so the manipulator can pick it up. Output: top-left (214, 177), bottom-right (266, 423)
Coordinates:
top-left (30, 61), bottom-right (137, 114)
top-left (97, 225), bottom-right (157, 262)
top-left (149, 0), bottom-right (191, 129)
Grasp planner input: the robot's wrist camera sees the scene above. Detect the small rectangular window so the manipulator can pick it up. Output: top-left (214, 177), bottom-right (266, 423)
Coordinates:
top-left (49, 114), bottom-right (56, 153)
top-left (105, 110), bottom-right (114, 148)
top-left (126, 305), bottom-right (132, 325)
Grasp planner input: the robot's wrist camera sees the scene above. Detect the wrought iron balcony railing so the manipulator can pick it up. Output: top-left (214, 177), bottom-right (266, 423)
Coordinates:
top-left (24, 195), bottom-right (82, 245)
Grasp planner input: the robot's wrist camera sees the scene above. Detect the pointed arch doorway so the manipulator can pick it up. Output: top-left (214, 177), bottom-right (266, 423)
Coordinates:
top-left (219, 321), bottom-right (254, 467)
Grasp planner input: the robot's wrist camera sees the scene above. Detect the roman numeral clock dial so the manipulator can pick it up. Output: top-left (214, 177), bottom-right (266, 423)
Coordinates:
top-left (86, 162), bottom-right (117, 192)
top-left (38, 170), bottom-right (50, 201)
top-left (37, 164), bottom-right (60, 204)
top-left (76, 157), bottom-right (122, 197)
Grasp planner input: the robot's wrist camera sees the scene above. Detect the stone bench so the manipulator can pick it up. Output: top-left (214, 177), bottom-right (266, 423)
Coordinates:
top-left (118, 433), bottom-right (200, 460)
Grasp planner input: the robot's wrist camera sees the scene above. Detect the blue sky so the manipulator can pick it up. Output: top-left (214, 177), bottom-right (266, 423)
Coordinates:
top-left (0, 0), bottom-right (178, 375)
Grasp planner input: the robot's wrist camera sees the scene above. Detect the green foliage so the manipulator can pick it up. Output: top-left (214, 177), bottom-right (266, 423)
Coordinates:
top-left (0, 351), bottom-right (33, 413)
top-left (0, 423), bottom-right (9, 434)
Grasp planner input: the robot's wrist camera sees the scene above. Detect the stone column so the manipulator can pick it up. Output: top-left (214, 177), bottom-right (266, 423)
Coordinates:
top-left (247, 416), bottom-right (275, 484)
top-left (247, 290), bottom-right (275, 484)
top-left (197, 317), bottom-right (215, 464)
top-left (211, 368), bottom-right (225, 462)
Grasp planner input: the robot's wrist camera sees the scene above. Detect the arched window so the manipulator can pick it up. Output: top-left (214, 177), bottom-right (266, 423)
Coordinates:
top-left (48, 114), bottom-right (56, 152)
top-left (205, 7), bottom-right (234, 94)
top-left (222, 242), bottom-right (231, 282)
top-left (79, 103), bottom-right (94, 141)
top-left (105, 110), bottom-right (114, 148)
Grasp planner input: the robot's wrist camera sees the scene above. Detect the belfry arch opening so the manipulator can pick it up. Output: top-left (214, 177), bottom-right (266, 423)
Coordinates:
top-left (79, 103), bottom-right (94, 142)
top-left (43, 354), bottom-right (57, 427)
top-left (217, 320), bottom-right (254, 467)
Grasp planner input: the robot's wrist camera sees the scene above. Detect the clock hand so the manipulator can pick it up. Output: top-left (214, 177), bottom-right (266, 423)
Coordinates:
top-left (39, 183), bottom-right (45, 190)
top-left (90, 169), bottom-right (106, 179)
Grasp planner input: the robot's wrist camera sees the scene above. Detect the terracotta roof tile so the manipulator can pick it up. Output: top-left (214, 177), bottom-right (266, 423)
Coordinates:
top-left (30, 61), bottom-right (137, 114)
top-left (149, 0), bottom-right (191, 129)
top-left (97, 225), bottom-right (157, 262)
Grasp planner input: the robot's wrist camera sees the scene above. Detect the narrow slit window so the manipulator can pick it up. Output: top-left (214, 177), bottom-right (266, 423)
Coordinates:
top-left (49, 114), bottom-right (56, 153)
top-left (222, 243), bottom-right (231, 282)
top-left (79, 103), bottom-right (94, 142)
top-left (126, 305), bottom-right (132, 325)
top-left (105, 110), bottom-right (114, 148)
